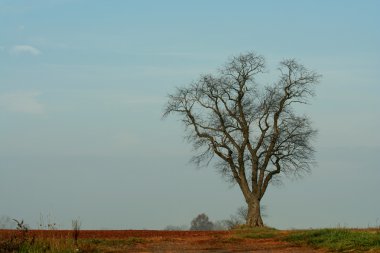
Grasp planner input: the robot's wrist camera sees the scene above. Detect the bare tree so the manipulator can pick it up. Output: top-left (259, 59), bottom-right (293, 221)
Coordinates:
top-left (164, 52), bottom-right (320, 227)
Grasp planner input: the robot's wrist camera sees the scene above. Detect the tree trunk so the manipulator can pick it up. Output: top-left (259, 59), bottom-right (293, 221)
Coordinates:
top-left (246, 199), bottom-right (264, 227)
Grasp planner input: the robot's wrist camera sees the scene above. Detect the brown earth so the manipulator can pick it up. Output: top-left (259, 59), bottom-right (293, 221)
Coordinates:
top-left (0, 229), bottom-right (326, 252)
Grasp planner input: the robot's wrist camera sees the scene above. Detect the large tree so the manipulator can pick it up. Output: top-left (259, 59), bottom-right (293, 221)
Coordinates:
top-left (163, 52), bottom-right (320, 227)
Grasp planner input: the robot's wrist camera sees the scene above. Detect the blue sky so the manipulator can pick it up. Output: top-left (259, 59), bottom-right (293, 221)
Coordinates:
top-left (0, 0), bottom-right (379, 229)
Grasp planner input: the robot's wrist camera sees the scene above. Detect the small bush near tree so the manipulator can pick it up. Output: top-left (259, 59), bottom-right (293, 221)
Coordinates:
top-left (190, 213), bottom-right (214, 231)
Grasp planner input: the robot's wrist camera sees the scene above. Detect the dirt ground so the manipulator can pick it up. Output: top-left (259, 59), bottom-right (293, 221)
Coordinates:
top-left (0, 229), bottom-right (326, 252)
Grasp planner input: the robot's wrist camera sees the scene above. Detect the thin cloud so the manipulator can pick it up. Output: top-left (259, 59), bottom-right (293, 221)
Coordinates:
top-left (0, 91), bottom-right (45, 114)
top-left (10, 45), bottom-right (41, 55)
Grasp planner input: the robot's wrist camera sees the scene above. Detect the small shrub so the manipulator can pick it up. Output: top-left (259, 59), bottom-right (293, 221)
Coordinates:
top-left (72, 219), bottom-right (81, 245)
top-left (190, 213), bottom-right (214, 231)
top-left (0, 219), bottom-right (34, 252)
top-left (38, 213), bottom-right (58, 230)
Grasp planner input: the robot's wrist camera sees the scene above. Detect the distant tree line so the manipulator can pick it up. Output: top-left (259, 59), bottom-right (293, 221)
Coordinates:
top-left (164, 207), bottom-right (262, 231)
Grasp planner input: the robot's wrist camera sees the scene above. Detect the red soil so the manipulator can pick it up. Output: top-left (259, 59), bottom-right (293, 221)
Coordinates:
top-left (0, 229), bottom-right (325, 252)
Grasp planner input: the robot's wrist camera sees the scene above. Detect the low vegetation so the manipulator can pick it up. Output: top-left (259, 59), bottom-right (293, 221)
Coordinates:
top-left (230, 226), bottom-right (380, 252)
top-left (1, 228), bottom-right (380, 252)
top-left (0, 233), bottom-right (147, 253)
top-left (234, 226), bottom-right (279, 239)
top-left (284, 228), bottom-right (380, 252)
top-left (2, 216), bottom-right (380, 252)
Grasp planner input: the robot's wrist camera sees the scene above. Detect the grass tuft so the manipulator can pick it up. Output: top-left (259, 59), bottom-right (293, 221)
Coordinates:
top-left (234, 226), bottom-right (279, 239)
top-left (284, 228), bottom-right (380, 252)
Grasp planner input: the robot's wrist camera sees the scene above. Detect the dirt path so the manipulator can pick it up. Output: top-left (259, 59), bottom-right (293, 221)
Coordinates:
top-left (123, 231), bottom-right (325, 253)
top-left (0, 230), bottom-right (326, 252)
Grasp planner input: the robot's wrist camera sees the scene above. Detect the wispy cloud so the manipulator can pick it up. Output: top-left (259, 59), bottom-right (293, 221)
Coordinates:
top-left (0, 91), bottom-right (45, 114)
top-left (10, 45), bottom-right (41, 55)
